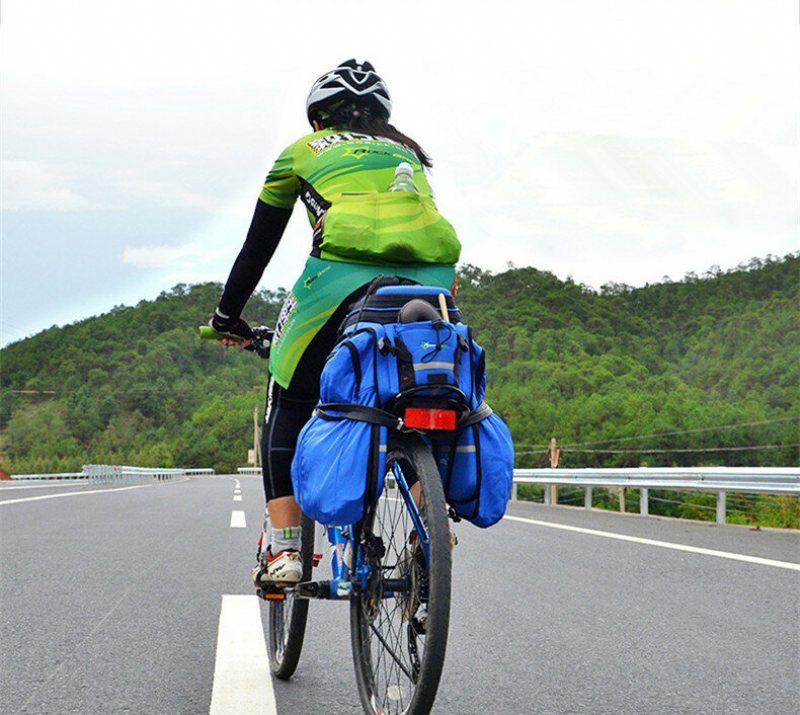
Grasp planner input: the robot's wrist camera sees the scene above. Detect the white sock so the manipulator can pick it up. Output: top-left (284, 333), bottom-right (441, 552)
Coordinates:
top-left (271, 526), bottom-right (301, 554)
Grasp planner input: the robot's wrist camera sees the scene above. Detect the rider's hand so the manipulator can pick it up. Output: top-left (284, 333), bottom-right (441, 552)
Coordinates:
top-left (209, 311), bottom-right (254, 347)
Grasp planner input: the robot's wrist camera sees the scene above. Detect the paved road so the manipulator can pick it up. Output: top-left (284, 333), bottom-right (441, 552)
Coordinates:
top-left (1, 476), bottom-right (797, 714)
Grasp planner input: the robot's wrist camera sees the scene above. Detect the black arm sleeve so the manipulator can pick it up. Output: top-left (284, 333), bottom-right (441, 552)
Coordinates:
top-left (217, 200), bottom-right (293, 320)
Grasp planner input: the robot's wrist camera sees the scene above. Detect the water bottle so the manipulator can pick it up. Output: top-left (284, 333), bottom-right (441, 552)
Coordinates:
top-left (388, 162), bottom-right (419, 193)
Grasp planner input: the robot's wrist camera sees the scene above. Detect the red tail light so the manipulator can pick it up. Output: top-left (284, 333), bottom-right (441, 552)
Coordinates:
top-left (403, 407), bottom-right (457, 430)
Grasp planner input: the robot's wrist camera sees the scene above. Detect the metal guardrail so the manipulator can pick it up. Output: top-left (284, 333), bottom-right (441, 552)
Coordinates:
top-left (11, 465), bottom-right (215, 482)
top-left (512, 467), bottom-right (800, 524)
top-left (9, 472), bottom-right (86, 480)
top-left (238, 467), bottom-right (261, 474)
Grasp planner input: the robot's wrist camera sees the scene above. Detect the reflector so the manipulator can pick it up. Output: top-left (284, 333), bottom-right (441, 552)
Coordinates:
top-left (403, 407), bottom-right (457, 430)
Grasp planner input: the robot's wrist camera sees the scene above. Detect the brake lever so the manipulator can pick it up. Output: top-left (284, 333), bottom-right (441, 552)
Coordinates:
top-left (246, 328), bottom-right (273, 359)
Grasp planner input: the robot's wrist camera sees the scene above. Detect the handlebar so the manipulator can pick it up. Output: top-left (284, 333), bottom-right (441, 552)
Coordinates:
top-left (198, 325), bottom-right (236, 341)
top-left (198, 325), bottom-right (274, 360)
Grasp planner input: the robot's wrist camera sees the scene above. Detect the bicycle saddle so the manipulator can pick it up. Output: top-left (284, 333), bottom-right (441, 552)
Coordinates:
top-left (398, 299), bottom-right (442, 324)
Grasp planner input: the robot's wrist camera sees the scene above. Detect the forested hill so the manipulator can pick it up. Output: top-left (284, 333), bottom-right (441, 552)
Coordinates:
top-left (1, 255), bottom-right (797, 481)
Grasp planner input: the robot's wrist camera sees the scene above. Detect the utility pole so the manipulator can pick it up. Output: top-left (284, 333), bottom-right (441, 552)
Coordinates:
top-left (548, 437), bottom-right (560, 468)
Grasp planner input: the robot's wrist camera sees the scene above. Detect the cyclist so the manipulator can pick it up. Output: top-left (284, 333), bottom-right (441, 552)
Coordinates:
top-left (210, 59), bottom-right (460, 587)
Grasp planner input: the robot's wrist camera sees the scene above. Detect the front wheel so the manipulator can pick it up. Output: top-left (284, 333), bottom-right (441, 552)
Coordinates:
top-left (267, 512), bottom-right (315, 679)
top-left (351, 433), bottom-right (452, 715)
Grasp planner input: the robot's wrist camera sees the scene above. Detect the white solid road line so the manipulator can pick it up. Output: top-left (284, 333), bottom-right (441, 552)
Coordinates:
top-left (230, 511), bottom-right (247, 528)
top-left (209, 595), bottom-right (277, 715)
top-left (0, 484), bottom-right (151, 506)
top-left (504, 515), bottom-right (800, 571)
top-left (0, 481), bottom-right (91, 490)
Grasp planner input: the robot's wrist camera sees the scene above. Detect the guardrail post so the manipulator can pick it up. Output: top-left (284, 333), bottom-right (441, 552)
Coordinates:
top-left (716, 490), bottom-right (726, 525)
top-left (584, 486), bottom-right (592, 510)
top-left (640, 488), bottom-right (649, 516)
top-left (511, 483), bottom-right (518, 502)
top-left (544, 484), bottom-right (551, 505)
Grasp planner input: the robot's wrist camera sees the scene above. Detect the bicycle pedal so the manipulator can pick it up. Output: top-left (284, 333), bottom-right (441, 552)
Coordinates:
top-left (256, 586), bottom-right (286, 601)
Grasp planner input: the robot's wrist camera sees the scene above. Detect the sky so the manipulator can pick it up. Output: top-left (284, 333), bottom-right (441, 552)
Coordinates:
top-left (1, 0), bottom-right (797, 347)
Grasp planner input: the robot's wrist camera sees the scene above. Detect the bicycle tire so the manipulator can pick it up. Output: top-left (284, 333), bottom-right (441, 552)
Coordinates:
top-left (267, 512), bottom-right (315, 679)
top-left (350, 433), bottom-right (452, 715)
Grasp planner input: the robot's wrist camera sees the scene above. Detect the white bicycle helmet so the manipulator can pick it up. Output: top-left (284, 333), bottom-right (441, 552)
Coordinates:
top-left (306, 59), bottom-right (392, 125)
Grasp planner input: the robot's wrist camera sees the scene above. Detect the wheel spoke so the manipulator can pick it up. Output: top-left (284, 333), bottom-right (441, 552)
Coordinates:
top-left (368, 620), bottom-right (415, 681)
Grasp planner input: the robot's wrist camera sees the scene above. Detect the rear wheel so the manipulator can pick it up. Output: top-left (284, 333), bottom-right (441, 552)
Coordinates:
top-left (267, 512), bottom-right (315, 679)
top-left (351, 433), bottom-right (452, 714)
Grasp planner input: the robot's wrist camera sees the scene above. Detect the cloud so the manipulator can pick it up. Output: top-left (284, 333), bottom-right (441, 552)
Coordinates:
top-left (121, 238), bottom-right (242, 273)
top-left (122, 245), bottom-right (187, 268)
top-left (440, 133), bottom-right (798, 287)
top-left (115, 177), bottom-right (225, 213)
top-left (2, 160), bottom-right (97, 212)
top-left (170, 271), bottom-right (228, 284)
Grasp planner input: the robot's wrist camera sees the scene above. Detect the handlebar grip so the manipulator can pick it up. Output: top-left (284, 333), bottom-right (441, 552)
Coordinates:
top-left (198, 325), bottom-right (245, 341)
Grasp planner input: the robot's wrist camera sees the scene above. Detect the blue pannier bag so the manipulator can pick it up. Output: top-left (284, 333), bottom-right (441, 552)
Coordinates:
top-left (432, 412), bottom-right (515, 527)
top-left (291, 282), bottom-right (514, 527)
top-left (293, 414), bottom-right (388, 526)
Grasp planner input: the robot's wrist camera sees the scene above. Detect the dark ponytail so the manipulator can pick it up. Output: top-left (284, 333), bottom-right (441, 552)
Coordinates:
top-left (325, 104), bottom-right (433, 168)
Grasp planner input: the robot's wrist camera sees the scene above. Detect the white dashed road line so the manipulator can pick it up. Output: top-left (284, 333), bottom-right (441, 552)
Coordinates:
top-left (504, 515), bottom-right (800, 571)
top-left (209, 595), bottom-right (277, 715)
top-left (230, 511), bottom-right (247, 528)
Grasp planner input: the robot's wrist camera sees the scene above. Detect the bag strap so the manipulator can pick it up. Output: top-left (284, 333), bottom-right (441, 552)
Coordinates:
top-left (317, 403), bottom-right (403, 430)
top-left (318, 399), bottom-right (492, 430)
top-left (457, 401), bottom-right (493, 427)
top-left (392, 335), bottom-right (415, 392)
top-left (453, 332), bottom-right (468, 386)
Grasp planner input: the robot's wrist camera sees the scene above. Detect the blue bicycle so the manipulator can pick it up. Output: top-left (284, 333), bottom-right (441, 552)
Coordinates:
top-left (266, 431), bottom-right (451, 715)
top-left (201, 322), bottom-right (454, 715)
